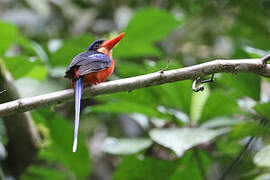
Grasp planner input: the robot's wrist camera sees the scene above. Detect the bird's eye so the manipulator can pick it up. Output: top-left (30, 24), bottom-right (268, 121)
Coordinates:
top-left (95, 43), bottom-right (100, 48)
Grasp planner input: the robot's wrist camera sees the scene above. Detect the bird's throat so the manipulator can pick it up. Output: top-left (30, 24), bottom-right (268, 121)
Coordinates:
top-left (97, 47), bottom-right (112, 57)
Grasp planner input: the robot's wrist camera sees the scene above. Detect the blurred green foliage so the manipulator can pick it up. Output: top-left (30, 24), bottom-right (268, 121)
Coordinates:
top-left (113, 156), bottom-right (180, 180)
top-left (0, 1), bottom-right (270, 180)
top-left (50, 35), bottom-right (95, 67)
top-left (0, 21), bottom-right (18, 54)
top-left (3, 56), bottom-right (47, 81)
top-left (114, 8), bottom-right (181, 59)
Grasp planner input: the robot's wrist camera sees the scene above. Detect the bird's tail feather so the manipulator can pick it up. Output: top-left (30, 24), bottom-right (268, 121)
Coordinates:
top-left (73, 78), bottom-right (83, 152)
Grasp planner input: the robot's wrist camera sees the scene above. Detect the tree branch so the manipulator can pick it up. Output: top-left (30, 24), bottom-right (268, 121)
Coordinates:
top-left (0, 57), bottom-right (270, 117)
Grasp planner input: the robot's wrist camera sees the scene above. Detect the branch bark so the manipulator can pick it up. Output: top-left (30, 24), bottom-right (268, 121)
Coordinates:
top-left (0, 58), bottom-right (270, 117)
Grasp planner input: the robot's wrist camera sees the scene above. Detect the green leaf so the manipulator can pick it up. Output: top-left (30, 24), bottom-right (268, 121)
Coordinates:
top-left (158, 81), bottom-right (192, 115)
top-left (3, 56), bottom-right (47, 80)
top-left (30, 41), bottom-right (49, 64)
top-left (200, 90), bottom-right (239, 123)
top-left (218, 73), bottom-right (260, 100)
top-left (254, 144), bottom-right (270, 168)
top-left (34, 109), bottom-right (91, 179)
top-left (116, 61), bottom-right (148, 77)
top-left (0, 21), bottom-right (18, 54)
top-left (149, 127), bottom-right (225, 157)
top-left (230, 14), bottom-right (270, 50)
top-left (16, 36), bottom-right (37, 56)
top-left (113, 156), bottom-right (179, 180)
top-left (91, 101), bottom-right (163, 118)
top-left (216, 139), bottom-right (244, 157)
top-left (50, 34), bottom-right (95, 66)
top-left (229, 122), bottom-right (269, 140)
top-left (22, 166), bottom-right (67, 180)
top-left (16, 37), bottom-right (49, 63)
top-left (201, 117), bottom-right (242, 129)
top-left (169, 151), bottom-right (211, 180)
top-left (190, 84), bottom-right (210, 125)
top-left (115, 8), bottom-right (181, 59)
top-left (254, 102), bottom-right (270, 119)
top-left (25, 65), bottom-right (48, 81)
top-left (103, 137), bottom-right (152, 155)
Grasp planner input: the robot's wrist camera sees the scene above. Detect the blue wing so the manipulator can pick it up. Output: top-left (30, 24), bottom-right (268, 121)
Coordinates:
top-left (65, 50), bottom-right (112, 79)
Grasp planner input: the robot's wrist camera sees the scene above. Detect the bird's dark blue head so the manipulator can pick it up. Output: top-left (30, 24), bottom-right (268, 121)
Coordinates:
top-left (87, 40), bottom-right (105, 51)
top-left (86, 33), bottom-right (125, 56)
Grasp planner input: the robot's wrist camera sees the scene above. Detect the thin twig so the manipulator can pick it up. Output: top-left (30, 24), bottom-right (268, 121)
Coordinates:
top-left (219, 118), bottom-right (269, 180)
top-left (218, 136), bottom-right (256, 180)
top-left (192, 74), bottom-right (215, 92)
top-left (160, 59), bottom-right (170, 73)
top-left (201, 73), bottom-right (215, 83)
top-left (1, 58), bottom-right (270, 116)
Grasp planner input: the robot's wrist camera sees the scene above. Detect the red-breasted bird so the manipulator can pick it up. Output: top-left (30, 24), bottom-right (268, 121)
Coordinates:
top-left (65, 33), bottom-right (125, 152)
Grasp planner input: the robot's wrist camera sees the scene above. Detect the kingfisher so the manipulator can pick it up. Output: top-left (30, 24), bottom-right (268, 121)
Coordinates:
top-left (65, 33), bottom-right (125, 152)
